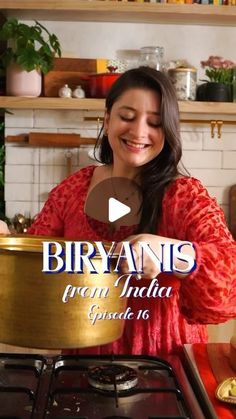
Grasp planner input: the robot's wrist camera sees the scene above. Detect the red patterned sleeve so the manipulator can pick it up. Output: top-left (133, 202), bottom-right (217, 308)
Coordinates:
top-left (165, 177), bottom-right (236, 324)
top-left (28, 188), bottom-right (64, 237)
top-left (28, 166), bottom-right (94, 237)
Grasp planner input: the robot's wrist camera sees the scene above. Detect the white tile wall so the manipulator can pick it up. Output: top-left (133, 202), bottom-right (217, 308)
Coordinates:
top-left (223, 152), bottom-right (236, 169)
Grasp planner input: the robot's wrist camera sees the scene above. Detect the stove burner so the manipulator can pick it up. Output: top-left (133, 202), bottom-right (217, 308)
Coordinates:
top-left (88, 363), bottom-right (138, 392)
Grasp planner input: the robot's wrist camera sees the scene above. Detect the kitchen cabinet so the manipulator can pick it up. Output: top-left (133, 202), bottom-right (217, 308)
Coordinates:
top-left (0, 1), bottom-right (235, 123)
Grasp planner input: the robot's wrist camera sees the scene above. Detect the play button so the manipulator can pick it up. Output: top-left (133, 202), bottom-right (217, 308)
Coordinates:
top-left (84, 176), bottom-right (142, 231)
top-left (108, 198), bottom-right (131, 222)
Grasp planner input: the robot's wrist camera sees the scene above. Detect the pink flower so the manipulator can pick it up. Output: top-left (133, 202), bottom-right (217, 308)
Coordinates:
top-left (201, 56), bottom-right (235, 70)
top-left (200, 55), bottom-right (235, 84)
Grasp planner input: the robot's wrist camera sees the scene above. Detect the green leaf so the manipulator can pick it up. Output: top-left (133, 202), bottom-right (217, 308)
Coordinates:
top-left (0, 170), bottom-right (4, 188)
top-left (16, 47), bottom-right (40, 71)
top-left (0, 18), bottom-right (61, 74)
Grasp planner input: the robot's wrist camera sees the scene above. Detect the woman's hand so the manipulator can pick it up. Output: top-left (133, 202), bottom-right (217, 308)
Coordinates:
top-left (0, 220), bottom-right (10, 234)
top-left (116, 233), bottom-right (196, 279)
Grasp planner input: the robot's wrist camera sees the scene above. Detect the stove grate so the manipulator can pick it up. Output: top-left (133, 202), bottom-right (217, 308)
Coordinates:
top-left (44, 355), bottom-right (193, 418)
top-left (0, 354), bottom-right (204, 419)
top-left (0, 386), bottom-right (35, 399)
top-left (0, 353), bottom-right (47, 419)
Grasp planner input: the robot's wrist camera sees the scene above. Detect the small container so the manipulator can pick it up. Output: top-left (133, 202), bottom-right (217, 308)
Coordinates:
top-left (72, 85), bottom-right (85, 98)
top-left (58, 84), bottom-right (72, 98)
top-left (139, 46), bottom-right (164, 71)
top-left (168, 67), bottom-right (197, 101)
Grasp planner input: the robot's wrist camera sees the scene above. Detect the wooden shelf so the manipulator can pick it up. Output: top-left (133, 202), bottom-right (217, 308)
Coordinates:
top-left (0, 1), bottom-right (235, 26)
top-left (0, 97), bottom-right (105, 111)
top-left (179, 100), bottom-right (236, 122)
top-left (1, 96), bottom-right (236, 122)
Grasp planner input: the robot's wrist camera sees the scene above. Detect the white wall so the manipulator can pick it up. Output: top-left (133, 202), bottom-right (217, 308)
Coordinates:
top-left (4, 19), bottom-right (236, 343)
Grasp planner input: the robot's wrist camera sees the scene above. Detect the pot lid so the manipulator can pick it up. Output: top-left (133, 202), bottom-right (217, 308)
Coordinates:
top-left (0, 234), bottom-right (114, 256)
top-left (0, 234), bottom-right (64, 253)
top-left (168, 67), bottom-right (197, 73)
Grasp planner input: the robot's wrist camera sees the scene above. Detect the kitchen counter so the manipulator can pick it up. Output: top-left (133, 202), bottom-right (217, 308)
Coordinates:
top-left (184, 343), bottom-right (236, 419)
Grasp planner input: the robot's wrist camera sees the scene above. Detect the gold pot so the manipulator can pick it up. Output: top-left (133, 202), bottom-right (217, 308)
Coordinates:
top-left (0, 235), bottom-right (127, 349)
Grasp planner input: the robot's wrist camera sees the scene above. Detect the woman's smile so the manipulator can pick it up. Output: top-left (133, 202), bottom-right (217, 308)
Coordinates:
top-left (121, 138), bottom-right (151, 152)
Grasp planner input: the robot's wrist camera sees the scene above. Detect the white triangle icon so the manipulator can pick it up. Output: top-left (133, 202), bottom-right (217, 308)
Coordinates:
top-left (108, 197), bottom-right (131, 222)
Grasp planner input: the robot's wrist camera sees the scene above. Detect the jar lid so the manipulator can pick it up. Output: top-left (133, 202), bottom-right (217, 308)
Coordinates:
top-left (168, 67), bottom-right (197, 73)
top-left (140, 46), bottom-right (164, 54)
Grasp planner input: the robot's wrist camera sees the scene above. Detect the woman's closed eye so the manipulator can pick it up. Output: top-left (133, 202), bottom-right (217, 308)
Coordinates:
top-left (119, 114), bottom-right (134, 122)
top-left (148, 120), bottom-right (162, 128)
top-left (119, 115), bottom-right (162, 128)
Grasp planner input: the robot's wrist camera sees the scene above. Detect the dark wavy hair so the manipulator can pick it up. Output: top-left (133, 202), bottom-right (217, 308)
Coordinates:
top-left (94, 66), bottom-right (185, 233)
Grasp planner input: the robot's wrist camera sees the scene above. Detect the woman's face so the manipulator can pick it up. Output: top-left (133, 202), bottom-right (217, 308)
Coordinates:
top-left (104, 87), bottom-right (165, 172)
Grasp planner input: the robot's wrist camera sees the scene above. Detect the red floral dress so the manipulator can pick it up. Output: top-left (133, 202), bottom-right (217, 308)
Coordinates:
top-left (28, 165), bottom-right (236, 356)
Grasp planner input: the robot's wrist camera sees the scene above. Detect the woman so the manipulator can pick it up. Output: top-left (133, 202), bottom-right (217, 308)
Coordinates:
top-left (1, 67), bottom-right (236, 355)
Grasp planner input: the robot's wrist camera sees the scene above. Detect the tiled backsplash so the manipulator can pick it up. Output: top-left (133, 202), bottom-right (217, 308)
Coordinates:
top-left (4, 109), bottom-right (236, 222)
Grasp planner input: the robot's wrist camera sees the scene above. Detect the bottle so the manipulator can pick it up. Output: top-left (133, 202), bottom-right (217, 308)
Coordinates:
top-left (72, 85), bottom-right (85, 98)
top-left (138, 46), bottom-right (164, 71)
top-left (58, 84), bottom-right (72, 98)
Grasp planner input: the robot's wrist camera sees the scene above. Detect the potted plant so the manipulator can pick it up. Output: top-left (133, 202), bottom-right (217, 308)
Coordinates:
top-left (0, 18), bottom-right (61, 97)
top-left (199, 56), bottom-right (235, 102)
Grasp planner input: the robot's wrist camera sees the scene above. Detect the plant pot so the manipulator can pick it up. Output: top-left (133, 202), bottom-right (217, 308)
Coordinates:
top-left (6, 63), bottom-right (42, 97)
top-left (196, 83), bottom-right (208, 101)
top-left (205, 82), bottom-right (231, 102)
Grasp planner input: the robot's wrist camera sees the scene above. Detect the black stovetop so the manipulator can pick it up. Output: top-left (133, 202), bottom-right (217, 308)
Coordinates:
top-left (0, 353), bottom-right (206, 419)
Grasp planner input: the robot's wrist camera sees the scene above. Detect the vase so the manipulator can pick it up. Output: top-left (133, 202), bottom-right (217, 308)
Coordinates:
top-left (205, 82), bottom-right (231, 102)
top-left (6, 63), bottom-right (42, 97)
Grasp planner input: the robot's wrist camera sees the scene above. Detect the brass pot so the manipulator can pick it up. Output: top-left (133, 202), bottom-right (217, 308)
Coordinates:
top-left (0, 235), bottom-right (127, 349)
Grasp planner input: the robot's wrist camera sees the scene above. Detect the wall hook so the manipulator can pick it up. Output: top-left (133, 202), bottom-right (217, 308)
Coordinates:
top-left (216, 120), bottom-right (223, 139)
top-left (210, 120), bottom-right (217, 138)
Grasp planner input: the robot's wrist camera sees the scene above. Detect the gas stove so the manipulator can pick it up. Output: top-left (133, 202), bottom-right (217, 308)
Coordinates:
top-left (0, 353), bottom-right (210, 418)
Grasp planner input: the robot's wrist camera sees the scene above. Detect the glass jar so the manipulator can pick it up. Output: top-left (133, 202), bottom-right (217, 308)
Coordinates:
top-left (168, 67), bottom-right (197, 101)
top-left (139, 46), bottom-right (164, 71)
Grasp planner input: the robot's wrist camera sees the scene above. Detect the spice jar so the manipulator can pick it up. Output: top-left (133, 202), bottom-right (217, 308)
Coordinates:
top-left (138, 46), bottom-right (164, 71)
top-left (168, 67), bottom-right (197, 101)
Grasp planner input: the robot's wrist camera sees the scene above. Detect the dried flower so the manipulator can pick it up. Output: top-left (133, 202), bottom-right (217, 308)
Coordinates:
top-left (201, 56), bottom-right (235, 85)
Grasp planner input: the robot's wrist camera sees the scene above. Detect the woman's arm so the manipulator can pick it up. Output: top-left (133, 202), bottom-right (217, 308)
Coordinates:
top-left (166, 177), bottom-right (236, 324)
